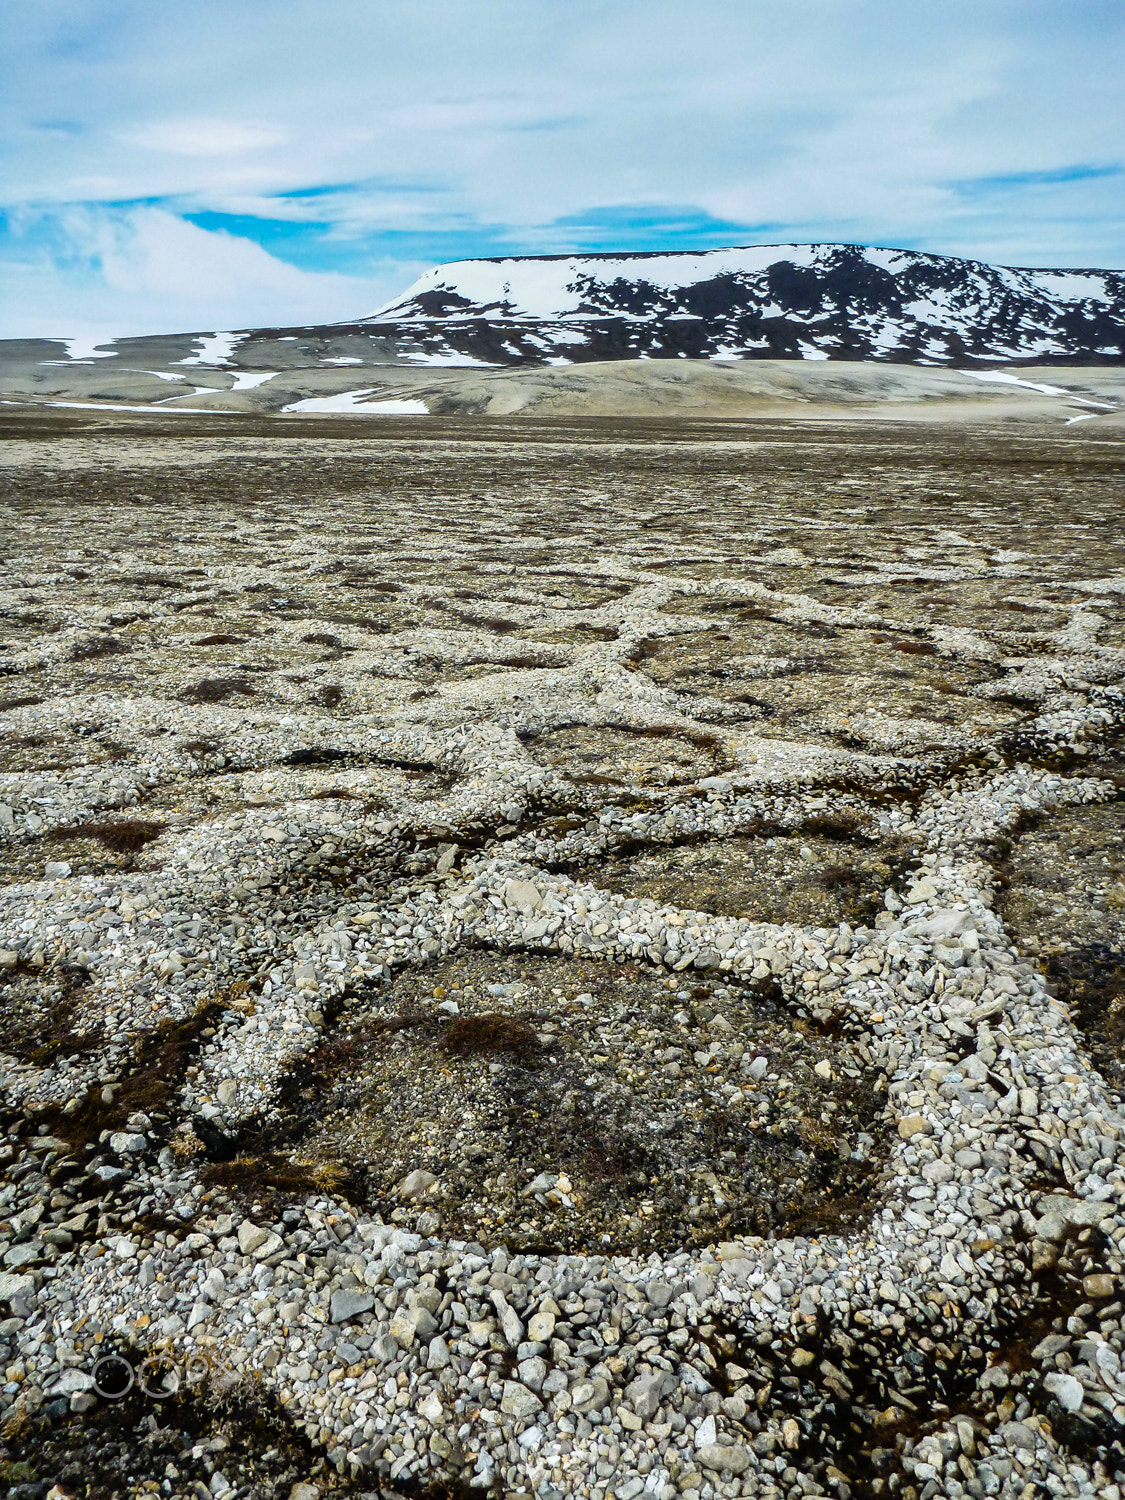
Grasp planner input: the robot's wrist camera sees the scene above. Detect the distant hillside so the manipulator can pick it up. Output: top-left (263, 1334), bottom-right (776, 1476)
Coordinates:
top-left (360, 243), bottom-right (1125, 366)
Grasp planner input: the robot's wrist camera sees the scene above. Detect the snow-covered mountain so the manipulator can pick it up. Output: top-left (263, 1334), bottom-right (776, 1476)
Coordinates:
top-left (359, 243), bottom-right (1125, 366)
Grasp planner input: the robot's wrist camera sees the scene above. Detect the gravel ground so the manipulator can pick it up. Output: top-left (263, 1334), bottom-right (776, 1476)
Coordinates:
top-left (0, 417), bottom-right (1124, 1500)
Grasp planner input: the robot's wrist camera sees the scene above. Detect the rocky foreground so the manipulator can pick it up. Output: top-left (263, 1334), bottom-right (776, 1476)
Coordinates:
top-left (0, 415), bottom-right (1124, 1500)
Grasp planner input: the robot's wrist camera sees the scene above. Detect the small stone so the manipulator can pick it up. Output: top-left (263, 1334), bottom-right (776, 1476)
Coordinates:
top-left (216, 1080), bottom-right (237, 1106)
top-left (109, 1131), bottom-right (146, 1154)
top-left (407, 1303), bottom-right (438, 1340)
top-left (527, 1310), bottom-right (556, 1342)
top-left (238, 1222), bottom-right (270, 1255)
top-left (999, 1422), bottom-right (1037, 1453)
top-left (0, 1273), bottom-right (35, 1304)
top-left (1031, 1240), bottom-right (1060, 1272)
top-left (570, 1375), bottom-right (610, 1414)
top-left (518, 1356), bottom-right (548, 1391)
top-left (492, 1290), bottom-right (524, 1346)
top-left (503, 879), bottom-right (543, 913)
top-left (626, 1369), bottom-right (675, 1420)
top-left (1043, 1372), bottom-right (1083, 1412)
top-left (3, 1245), bottom-right (40, 1269)
top-left (698, 1444), bottom-right (751, 1475)
top-left (646, 1280), bottom-right (675, 1308)
top-left (500, 1380), bottom-right (543, 1419)
top-left (44, 861), bottom-right (72, 879)
top-left (398, 1169), bottom-right (438, 1199)
top-left (330, 1289), bottom-right (374, 1324)
top-left (427, 1336), bottom-right (451, 1370)
top-left (1083, 1273), bottom-right (1115, 1299)
top-left (898, 1115), bottom-right (933, 1140)
top-left (695, 1415), bottom-right (717, 1448)
top-left (905, 877), bottom-right (939, 905)
top-left (521, 1171), bottom-right (558, 1197)
top-left (781, 1418), bottom-right (800, 1451)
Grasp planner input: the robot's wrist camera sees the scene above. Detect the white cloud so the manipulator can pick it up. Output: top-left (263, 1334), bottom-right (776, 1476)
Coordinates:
top-left (0, 206), bottom-right (402, 339)
top-left (122, 119), bottom-right (289, 157)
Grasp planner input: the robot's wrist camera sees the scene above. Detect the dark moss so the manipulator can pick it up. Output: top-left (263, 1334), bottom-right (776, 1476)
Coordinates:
top-left (50, 818), bottom-right (164, 852)
top-left (439, 1012), bottom-right (540, 1061)
top-left (180, 676), bottom-right (256, 702)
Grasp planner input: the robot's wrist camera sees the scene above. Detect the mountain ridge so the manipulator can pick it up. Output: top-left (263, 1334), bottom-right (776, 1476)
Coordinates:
top-left (359, 243), bottom-right (1125, 366)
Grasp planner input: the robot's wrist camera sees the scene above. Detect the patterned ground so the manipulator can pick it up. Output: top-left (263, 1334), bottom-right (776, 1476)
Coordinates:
top-left (1, 415), bottom-right (1124, 1500)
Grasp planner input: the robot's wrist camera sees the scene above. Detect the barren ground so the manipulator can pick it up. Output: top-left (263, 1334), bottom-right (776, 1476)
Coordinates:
top-left (1, 411), bottom-right (1124, 1500)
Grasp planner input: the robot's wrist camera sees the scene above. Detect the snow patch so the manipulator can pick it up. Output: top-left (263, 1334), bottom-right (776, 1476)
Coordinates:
top-left (32, 401), bottom-right (234, 415)
top-left (229, 371), bottom-right (278, 392)
top-left (280, 389), bottom-right (429, 415)
top-left (61, 337), bottom-right (118, 361)
top-left (177, 333), bottom-right (240, 367)
top-left (961, 370), bottom-right (1117, 411)
top-left (961, 371), bottom-right (1073, 397)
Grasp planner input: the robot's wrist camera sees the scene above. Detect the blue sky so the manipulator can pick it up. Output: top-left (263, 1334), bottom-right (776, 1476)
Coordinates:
top-left (2, 0), bottom-right (1123, 338)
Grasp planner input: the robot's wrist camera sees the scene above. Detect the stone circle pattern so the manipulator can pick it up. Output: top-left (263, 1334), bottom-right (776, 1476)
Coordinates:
top-left (1, 423), bottom-right (1124, 1500)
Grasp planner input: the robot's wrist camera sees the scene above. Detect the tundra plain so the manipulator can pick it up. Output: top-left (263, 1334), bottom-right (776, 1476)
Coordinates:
top-left (0, 412), bottom-right (1123, 1500)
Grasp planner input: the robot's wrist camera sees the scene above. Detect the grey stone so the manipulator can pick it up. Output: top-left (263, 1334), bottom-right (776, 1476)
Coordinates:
top-left (570, 1376), bottom-right (610, 1414)
top-left (427, 1336), bottom-right (451, 1369)
top-left (492, 1289), bottom-right (525, 1346)
top-left (500, 1380), bottom-right (543, 1419)
top-left (517, 1355), bottom-right (548, 1390)
top-left (1043, 1372), bottom-right (1083, 1412)
top-left (397, 1169), bottom-right (438, 1200)
top-left (0, 1272), bottom-right (35, 1303)
top-left (626, 1369), bottom-right (676, 1420)
top-left (3, 1244), bottom-right (40, 1269)
top-left (999, 1422), bottom-right (1037, 1453)
top-left (698, 1444), bottom-right (751, 1475)
top-left (330, 1289), bottom-right (375, 1324)
top-left (109, 1131), bottom-right (146, 1154)
top-left (503, 879), bottom-right (543, 914)
top-left (238, 1221), bottom-right (270, 1255)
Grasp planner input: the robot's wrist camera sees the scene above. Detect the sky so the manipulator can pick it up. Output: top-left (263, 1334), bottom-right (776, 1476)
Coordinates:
top-left (1, 0), bottom-right (1123, 339)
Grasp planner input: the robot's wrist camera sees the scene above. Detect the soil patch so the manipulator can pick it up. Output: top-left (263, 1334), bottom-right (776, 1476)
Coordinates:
top-left (213, 954), bottom-right (888, 1253)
